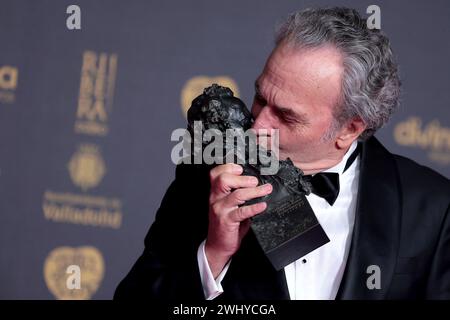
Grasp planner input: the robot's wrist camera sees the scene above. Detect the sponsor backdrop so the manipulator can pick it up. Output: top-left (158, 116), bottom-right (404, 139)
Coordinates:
top-left (0, 0), bottom-right (449, 299)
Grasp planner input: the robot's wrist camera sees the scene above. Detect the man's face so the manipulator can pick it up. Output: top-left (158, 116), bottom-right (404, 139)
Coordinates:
top-left (251, 43), bottom-right (345, 172)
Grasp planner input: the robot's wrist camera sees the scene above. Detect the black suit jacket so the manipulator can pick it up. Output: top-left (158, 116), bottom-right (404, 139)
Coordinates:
top-left (114, 137), bottom-right (450, 300)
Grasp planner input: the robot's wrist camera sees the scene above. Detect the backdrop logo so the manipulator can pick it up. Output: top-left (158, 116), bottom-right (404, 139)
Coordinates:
top-left (394, 117), bottom-right (450, 165)
top-left (68, 144), bottom-right (106, 191)
top-left (44, 246), bottom-right (104, 300)
top-left (0, 65), bottom-right (18, 103)
top-left (181, 76), bottom-right (240, 117)
top-left (42, 191), bottom-right (122, 229)
top-left (42, 145), bottom-right (123, 230)
top-left (75, 51), bottom-right (118, 136)
top-left (43, 51), bottom-right (124, 229)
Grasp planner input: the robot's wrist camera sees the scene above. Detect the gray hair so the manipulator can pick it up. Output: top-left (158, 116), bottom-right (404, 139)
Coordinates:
top-left (275, 7), bottom-right (401, 140)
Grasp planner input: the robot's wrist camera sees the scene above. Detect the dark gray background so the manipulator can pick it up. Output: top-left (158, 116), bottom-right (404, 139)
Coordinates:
top-left (0, 0), bottom-right (449, 299)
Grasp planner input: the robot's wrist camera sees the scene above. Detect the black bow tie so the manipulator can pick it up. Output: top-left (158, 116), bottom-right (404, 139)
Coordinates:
top-left (303, 144), bottom-right (360, 206)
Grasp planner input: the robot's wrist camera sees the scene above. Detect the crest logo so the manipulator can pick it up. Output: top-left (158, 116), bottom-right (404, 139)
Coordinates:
top-left (68, 144), bottom-right (106, 191)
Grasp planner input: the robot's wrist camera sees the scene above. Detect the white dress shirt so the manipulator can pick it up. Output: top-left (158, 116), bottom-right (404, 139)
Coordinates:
top-left (197, 141), bottom-right (360, 300)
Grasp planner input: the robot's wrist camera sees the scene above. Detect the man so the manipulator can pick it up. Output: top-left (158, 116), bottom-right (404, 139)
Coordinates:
top-left (115, 7), bottom-right (450, 300)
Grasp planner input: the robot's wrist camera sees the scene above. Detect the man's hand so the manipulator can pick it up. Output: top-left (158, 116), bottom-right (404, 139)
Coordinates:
top-left (205, 163), bottom-right (272, 278)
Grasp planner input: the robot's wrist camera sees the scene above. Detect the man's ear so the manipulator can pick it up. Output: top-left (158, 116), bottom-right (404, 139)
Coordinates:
top-left (335, 117), bottom-right (366, 149)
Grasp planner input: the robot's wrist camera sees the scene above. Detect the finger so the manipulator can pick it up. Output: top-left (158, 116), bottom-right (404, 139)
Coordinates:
top-left (209, 163), bottom-right (243, 182)
top-left (229, 201), bottom-right (267, 222)
top-left (223, 183), bottom-right (272, 207)
top-left (210, 173), bottom-right (259, 202)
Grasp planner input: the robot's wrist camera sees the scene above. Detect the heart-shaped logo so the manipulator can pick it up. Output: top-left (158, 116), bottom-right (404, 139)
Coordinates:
top-left (44, 246), bottom-right (104, 300)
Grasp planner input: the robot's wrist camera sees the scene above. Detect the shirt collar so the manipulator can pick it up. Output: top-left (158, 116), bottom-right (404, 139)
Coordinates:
top-left (321, 140), bottom-right (358, 175)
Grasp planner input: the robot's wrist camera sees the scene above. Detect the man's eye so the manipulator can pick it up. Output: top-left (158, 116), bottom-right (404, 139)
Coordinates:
top-left (274, 109), bottom-right (296, 125)
top-left (280, 116), bottom-right (296, 124)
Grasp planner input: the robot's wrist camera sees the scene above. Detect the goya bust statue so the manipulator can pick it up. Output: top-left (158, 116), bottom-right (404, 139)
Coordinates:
top-left (187, 84), bottom-right (329, 270)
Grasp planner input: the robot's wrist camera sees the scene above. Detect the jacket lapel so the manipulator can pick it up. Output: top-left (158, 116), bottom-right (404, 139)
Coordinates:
top-left (337, 137), bottom-right (402, 299)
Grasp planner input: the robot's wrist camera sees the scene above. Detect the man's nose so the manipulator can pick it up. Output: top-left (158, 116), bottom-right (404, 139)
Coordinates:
top-left (252, 105), bottom-right (275, 131)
